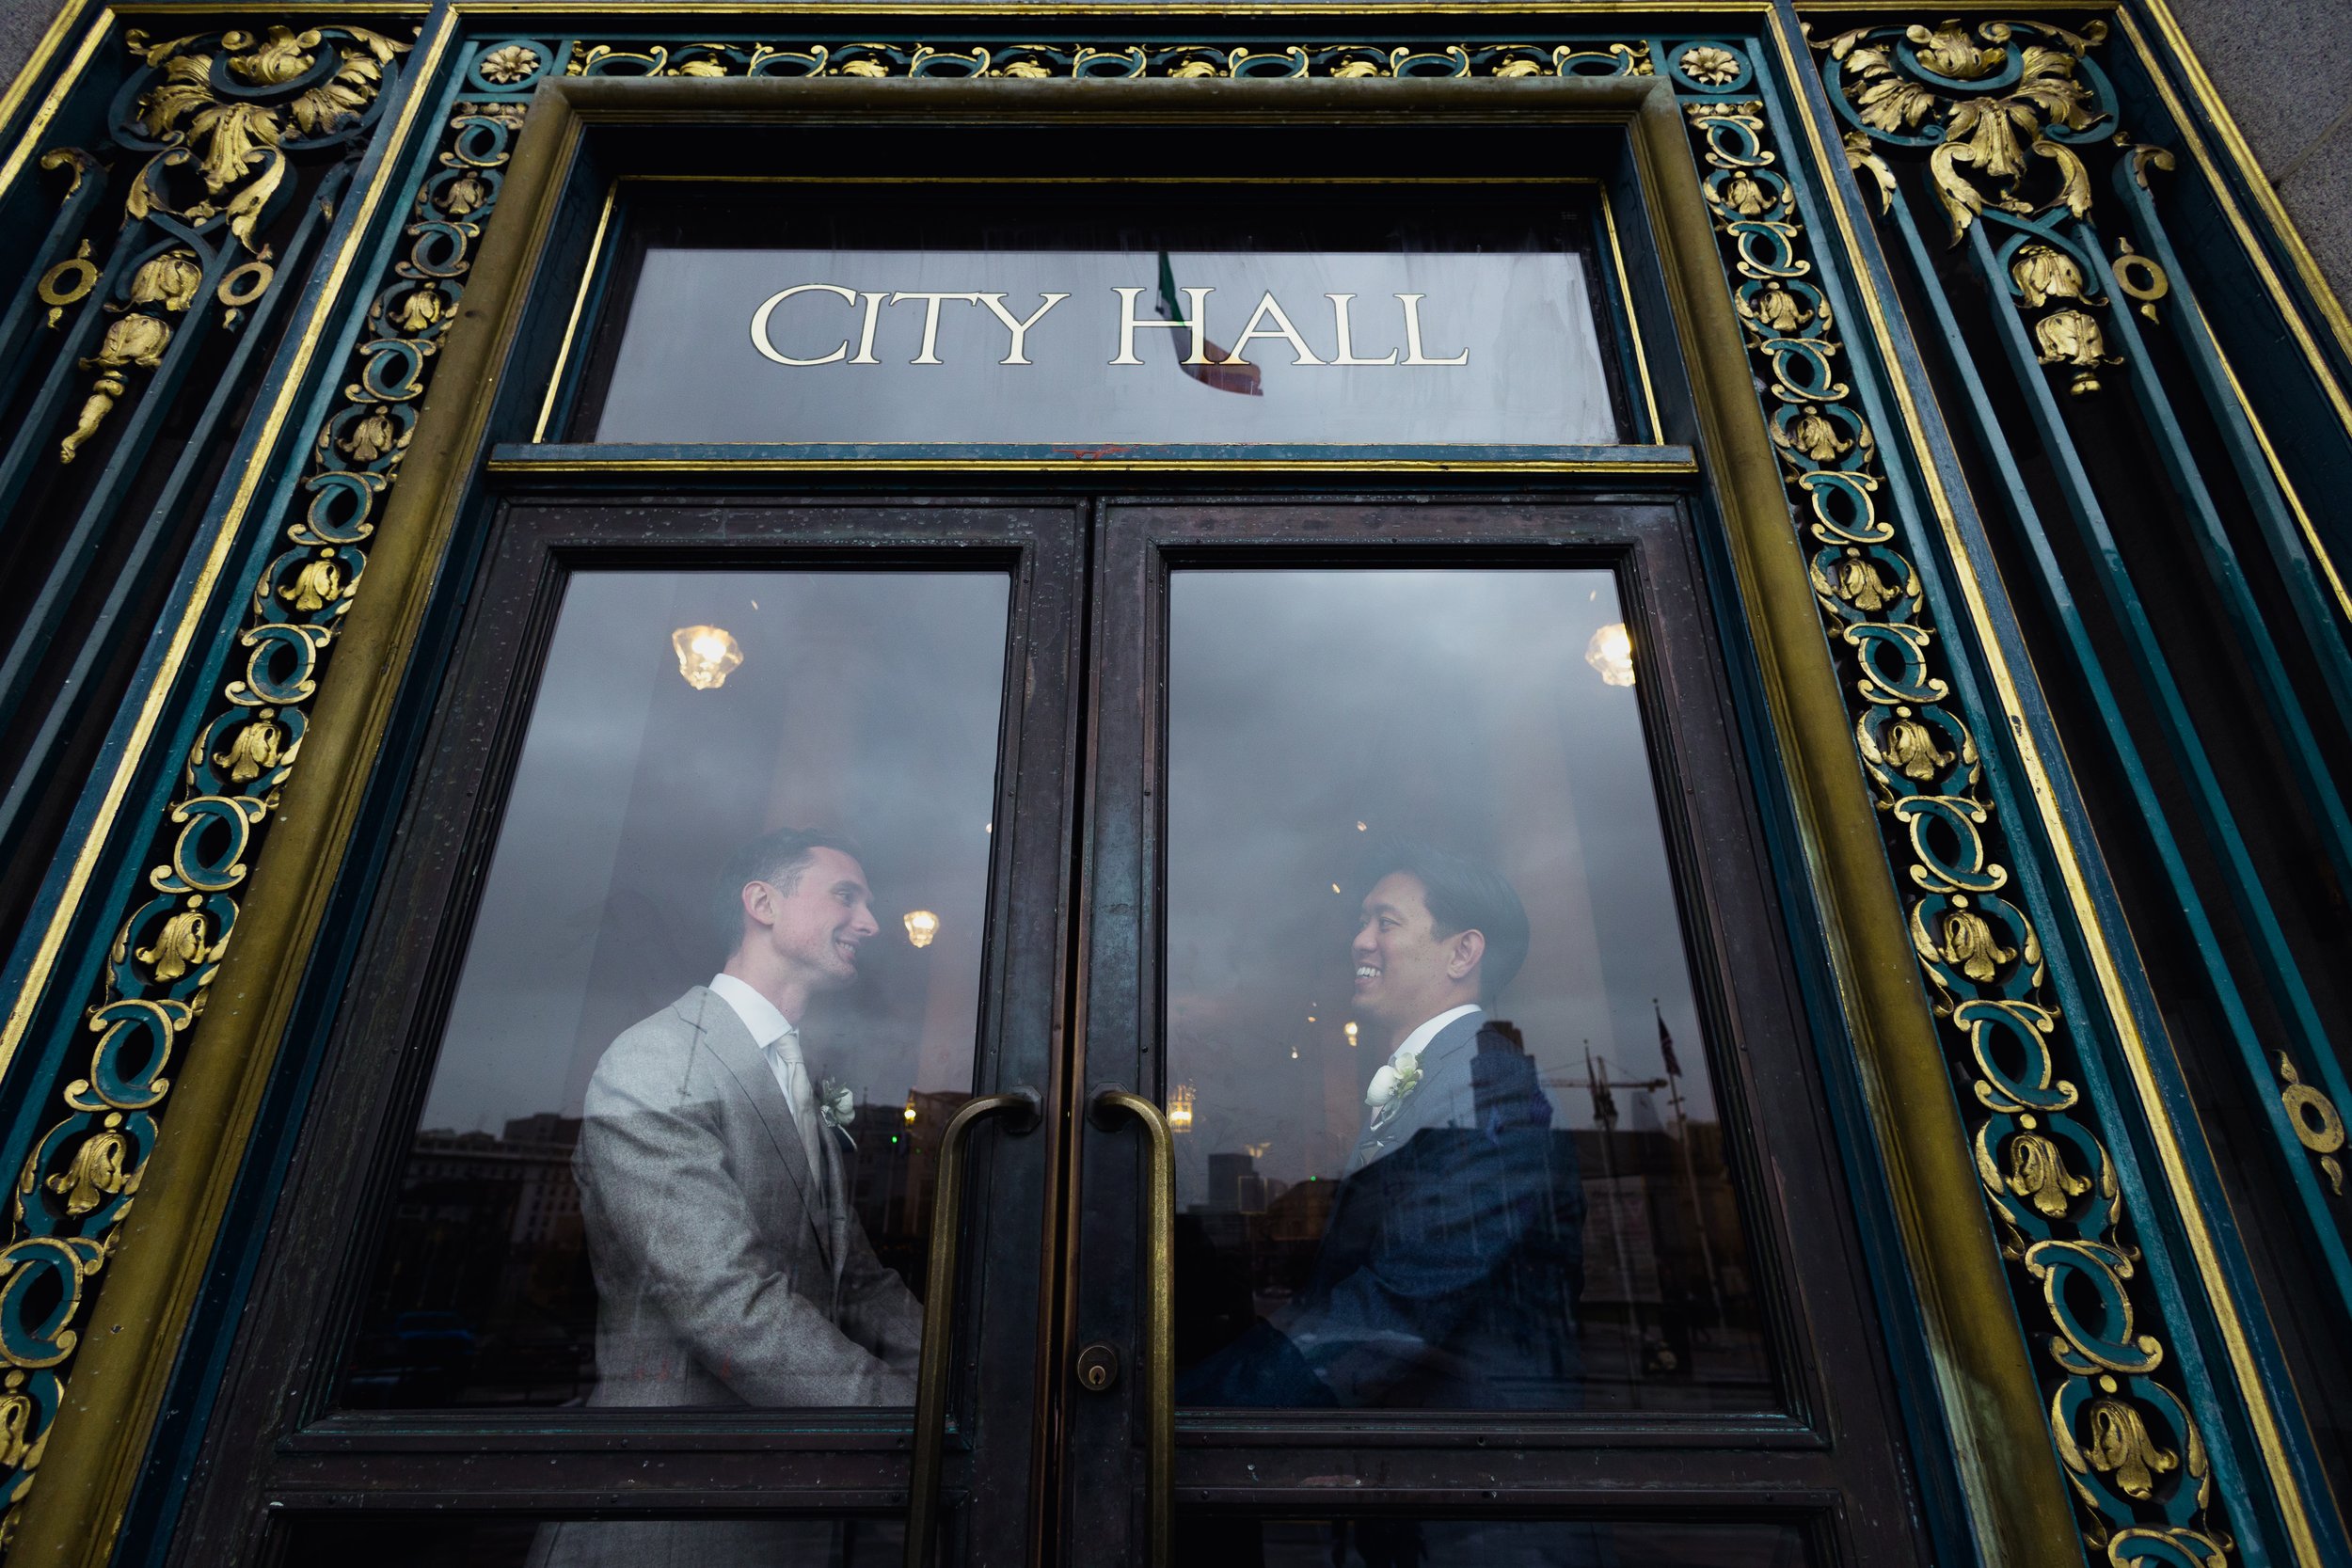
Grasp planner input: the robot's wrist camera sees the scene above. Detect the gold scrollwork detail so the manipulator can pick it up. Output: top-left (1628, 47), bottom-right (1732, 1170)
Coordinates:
top-left (1842, 129), bottom-right (1896, 214)
top-left (1826, 20), bottom-right (2110, 242)
top-left (217, 260), bottom-right (275, 322)
top-left (2111, 237), bottom-right (2170, 324)
top-left (123, 24), bottom-right (411, 250)
top-left (2032, 307), bottom-right (2122, 398)
top-left (35, 242), bottom-right (95, 329)
top-left (478, 43), bottom-right (540, 84)
top-left (49, 25), bottom-right (412, 469)
top-left (1687, 82), bottom-right (2234, 1564)
top-left (564, 37), bottom-right (1653, 84)
top-left (2276, 1054), bottom-right (2346, 1196)
top-left (0, 50), bottom-right (487, 1537)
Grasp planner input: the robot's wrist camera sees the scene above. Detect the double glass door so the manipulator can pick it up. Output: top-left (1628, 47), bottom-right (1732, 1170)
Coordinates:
top-left (187, 490), bottom-right (1925, 1567)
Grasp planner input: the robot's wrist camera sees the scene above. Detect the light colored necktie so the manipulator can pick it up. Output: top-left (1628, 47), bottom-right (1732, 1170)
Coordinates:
top-left (775, 1032), bottom-right (847, 1280)
top-left (774, 1030), bottom-right (827, 1191)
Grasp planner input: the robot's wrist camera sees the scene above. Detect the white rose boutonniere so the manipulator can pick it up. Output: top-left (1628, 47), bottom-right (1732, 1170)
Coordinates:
top-left (1364, 1051), bottom-right (1423, 1132)
top-left (819, 1078), bottom-right (856, 1147)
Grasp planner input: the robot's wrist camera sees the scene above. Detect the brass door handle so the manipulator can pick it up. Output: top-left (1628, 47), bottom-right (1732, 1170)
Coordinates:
top-left (1089, 1087), bottom-right (1175, 1568)
top-left (905, 1087), bottom-right (1041, 1568)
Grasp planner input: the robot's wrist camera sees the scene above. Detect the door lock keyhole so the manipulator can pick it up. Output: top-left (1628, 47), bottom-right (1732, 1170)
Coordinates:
top-left (1074, 1341), bottom-right (1121, 1392)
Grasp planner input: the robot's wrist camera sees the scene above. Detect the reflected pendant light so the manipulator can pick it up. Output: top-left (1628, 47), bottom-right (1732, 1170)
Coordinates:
top-left (673, 625), bottom-right (744, 689)
top-left (1584, 623), bottom-right (1635, 688)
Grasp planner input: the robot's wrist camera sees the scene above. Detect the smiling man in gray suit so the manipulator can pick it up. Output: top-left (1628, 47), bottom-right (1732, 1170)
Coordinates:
top-left (532, 828), bottom-right (920, 1566)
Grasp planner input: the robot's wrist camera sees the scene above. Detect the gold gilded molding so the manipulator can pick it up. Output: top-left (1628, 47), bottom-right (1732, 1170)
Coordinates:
top-left (1637, 64), bottom-right (2080, 1565)
top-left (0, 0), bottom-right (99, 137)
top-left (0, 14), bottom-right (418, 1521)
top-left (0, 8), bottom-right (113, 199)
top-left (1686, 55), bottom-right (2233, 1565)
top-left (0, 14), bottom-right (455, 1560)
top-left (0, 5), bottom-right (417, 1409)
top-left (1826, 18), bottom-right (2106, 241)
top-left (2275, 1056), bottom-right (2345, 1196)
top-left (0, 50), bottom-right (2155, 1568)
top-left (1776, 10), bottom-right (2325, 1566)
top-left (2119, 8), bottom-right (2352, 625)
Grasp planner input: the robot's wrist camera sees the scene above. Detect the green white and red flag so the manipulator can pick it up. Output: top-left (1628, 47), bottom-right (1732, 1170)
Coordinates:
top-left (1157, 252), bottom-right (1262, 396)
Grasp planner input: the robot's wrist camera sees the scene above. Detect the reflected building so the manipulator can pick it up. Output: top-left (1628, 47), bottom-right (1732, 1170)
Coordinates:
top-left (0, 8), bottom-right (2338, 1561)
top-left (348, 1116), bottom-right (593, 1407)
top-left (350, 1092), bottom-right (975, 1409)
top-left (846, 1089), bottom-right (975, 1290)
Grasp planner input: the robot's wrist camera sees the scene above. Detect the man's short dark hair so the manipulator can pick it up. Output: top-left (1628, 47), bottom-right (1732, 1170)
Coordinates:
top-left (716, 827), bottom-right (863, 951)
top-left (1362, 839), bottom-right (1531, 1003)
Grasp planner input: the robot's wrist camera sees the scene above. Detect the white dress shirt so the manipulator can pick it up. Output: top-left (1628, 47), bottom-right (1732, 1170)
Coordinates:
top-left (709, 973), bottom-right (824, 1179)
top-left (1348, 1004), bottom-right (1485, 1176)
top-left (1389, 1003), bottom-right (1483, 1069)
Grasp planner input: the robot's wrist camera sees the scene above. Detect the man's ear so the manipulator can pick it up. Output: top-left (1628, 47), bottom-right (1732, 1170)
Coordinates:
top-left (740, 879), bottom-right (776, 929)
top-left (1446, 927), bottom-right (1486, 981)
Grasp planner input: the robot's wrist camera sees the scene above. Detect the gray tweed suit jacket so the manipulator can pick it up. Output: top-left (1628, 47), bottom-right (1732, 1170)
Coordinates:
top-left (529, 988), bottom-right (922, 1568)
top-left (574, 985), bottom-right (921, 1408)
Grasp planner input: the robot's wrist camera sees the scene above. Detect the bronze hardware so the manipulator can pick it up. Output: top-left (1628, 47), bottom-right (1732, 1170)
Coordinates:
top-left (1074, 1341), bottom-right (1121, 1392)
top-left (904, 1087), bottom-right (1041, 1568)
top-left (1089, 1087), bottom-right (1175, 1568)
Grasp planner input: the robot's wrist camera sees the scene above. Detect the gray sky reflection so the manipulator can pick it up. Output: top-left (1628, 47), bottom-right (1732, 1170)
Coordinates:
top-left (596, 249), bottom-right (1617, 447)
top-left (420, 571), bottom-right (1009, 1134)
top-left (1165, 570), bottom-right (1713, 1201)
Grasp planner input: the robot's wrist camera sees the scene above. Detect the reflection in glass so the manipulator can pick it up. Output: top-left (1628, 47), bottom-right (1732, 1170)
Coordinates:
top-left (1168, 571), bottom-right (1768, 1413)
top-left (285, 1516), bottom-right (905, 1565)
top-left (340, 572), bottom-right (1009, 1412)
top-left (583, 193), bottom-right (1626, 449)
top-left (1184, 1519), bottom-right (1810, 1568)
top-left (285, 1515), bottom-right (1804, 1568)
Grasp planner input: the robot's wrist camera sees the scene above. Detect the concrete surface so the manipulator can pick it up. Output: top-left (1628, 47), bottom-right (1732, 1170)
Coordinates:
top-left (2166, 0), bottom-right (2352, 310)
top-left (0, 0), bottom-right (57, 98)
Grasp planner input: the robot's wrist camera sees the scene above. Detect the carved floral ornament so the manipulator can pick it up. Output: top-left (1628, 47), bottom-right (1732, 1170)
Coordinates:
top-left (1824, 18), bottom-right (2109, 242)
top-left (1688, 83), bottom-right (2234, 1565)
top-left (0, 24), bottom-right (2265, 1567)
top-left (1819, 17), bottom-right (2180, 404)
top-left (1823, 21), bottom-right (2352, 1252)
top-left (0, 19), bottom-right (432, 1542)
top-left (43, 25), bottom-right (413, 464)
top-left (561, 38), bottom-right (1656, 80)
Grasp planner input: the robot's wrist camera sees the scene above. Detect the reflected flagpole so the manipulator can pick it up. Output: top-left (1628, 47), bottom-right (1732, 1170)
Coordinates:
top-left (1156, 252), bottom-right (1262, 396)
top-left (1658, 1001), bottom-right (1723, 1327)
top-left (1585, 1041), bottom-right (1643, 1385)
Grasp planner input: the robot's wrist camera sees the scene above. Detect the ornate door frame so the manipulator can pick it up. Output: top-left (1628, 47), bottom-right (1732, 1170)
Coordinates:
top-left (0, 10), bottom-right (2338, 1568)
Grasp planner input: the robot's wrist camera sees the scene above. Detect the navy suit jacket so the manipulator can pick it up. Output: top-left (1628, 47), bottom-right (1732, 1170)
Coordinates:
top-left (1181, 1012), bottom-right (1586, 1409)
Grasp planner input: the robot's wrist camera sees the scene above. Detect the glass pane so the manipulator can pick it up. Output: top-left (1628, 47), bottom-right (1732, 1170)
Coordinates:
top-left (1183, 1519), bottom-right (1812, 1567)
top-left (1167, 570), bottom-right (1770, 1413)
top-left (282, 1515), bottom-right (906, 1565)
top-left (581, 190), bottom-right (1624, 448)
top-left (280, 1514), bottom-right (1806, 1568)
top-left (340, 571), bottom-right (1009, 1409)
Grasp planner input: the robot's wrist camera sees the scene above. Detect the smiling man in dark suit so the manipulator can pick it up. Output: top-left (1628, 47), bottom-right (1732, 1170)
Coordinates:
top-left (532, 828), bottom-right (920, 1567)
top-left (1182, 841), bottom-right (1585, 1412)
